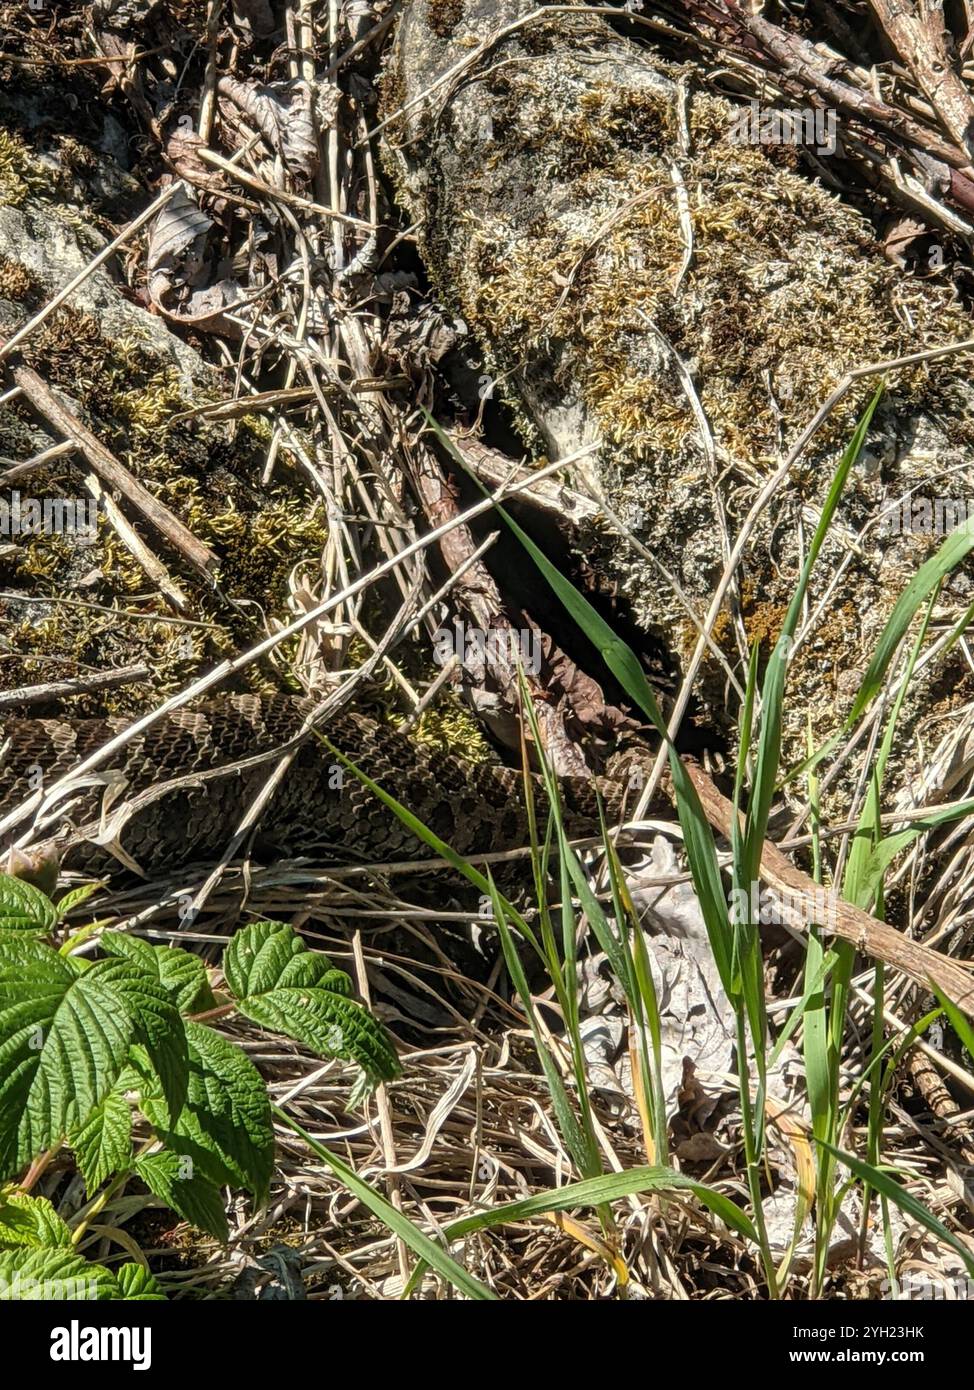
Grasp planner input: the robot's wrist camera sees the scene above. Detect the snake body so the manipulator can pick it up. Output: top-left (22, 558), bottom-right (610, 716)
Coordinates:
top-left (0, 695), bottom-right (646, 874)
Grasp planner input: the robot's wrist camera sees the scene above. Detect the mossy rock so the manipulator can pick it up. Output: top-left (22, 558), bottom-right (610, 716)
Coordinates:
top-left (383, 0), bottom-right (974, 807)
top-left (0, 121), bottom-right (330, 715)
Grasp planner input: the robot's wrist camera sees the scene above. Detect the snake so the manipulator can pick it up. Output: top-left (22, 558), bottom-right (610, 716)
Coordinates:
top-left (0, 695), bottom-right (656, 876)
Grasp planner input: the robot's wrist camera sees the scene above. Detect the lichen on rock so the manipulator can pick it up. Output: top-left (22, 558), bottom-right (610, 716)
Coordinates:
top-left (383, 0), bottom-right (974, 791)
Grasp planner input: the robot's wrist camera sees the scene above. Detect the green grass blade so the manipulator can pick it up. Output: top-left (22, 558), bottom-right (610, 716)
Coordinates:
top-left (272, 1104), bottom-right (497, 1299)
top-left (423, 410), bottom-right (734, 994)
top-left (933, 985), bottom-right (974, 1063)
top-left (848, 520), bottom-right (974, 726)
top-left (820, 1137), bottom-right (974, 1277)
top-left (441, 1166), bottom-right (757, 1243)
top-left (489, 874), bottom-right (597, 1176)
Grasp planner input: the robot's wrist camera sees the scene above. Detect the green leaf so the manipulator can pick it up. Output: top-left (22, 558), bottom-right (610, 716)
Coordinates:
top-left (157, 951), bottom-right (216, 1015)
top-left (0, 1192), bottom-right (72, 1250)
top-left (68, 1084), bottom-right (133, 1192)
top-left (135, 1149), bottom-right (228, 1242)
top-left (0, 1223), bottom-right (162, 1298)
top-left (114, 1262), bottom-right (166, 1300)
top-left (138, 1021), bottom-right (273, 1202)
top-left (932, 985), bottom-right (974, 1065)
top-left (441, 1166), bottom-right (757, 1243)
top-left (225, 921), bottom-right (398, 1084)
top-left (101, 932), bottom-right (215, 1014)
top-left (849, 515), bottom-right (974, 726)
top-left (0, 874), bottom-right (57, 934)
top-left (87, 957), bottom-right (188, 1127)
top-left (0, 1247), bottom-right (121, 1299)
top-left (223, 920), bottom-right (353, 998)
top-left (0, 954), bottom-right (185, 1178)
top-left (54, 882), bottom-right (103, 920)
top-left (490, 877), bottom-right (593, 1175)
top-left (0, 934), bottom-right (73, 968)
top-left (821, 1139), bottom-right (974, 1276)
top-left (0, 954), bottom-right (132, 1177)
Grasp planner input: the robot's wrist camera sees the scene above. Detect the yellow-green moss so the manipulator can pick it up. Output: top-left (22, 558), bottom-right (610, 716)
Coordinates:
top-left (0, 127), bottom-right (57, 208)
top-left (2, 303), bottom-right (330, 711)
top-left (0, 254), bottom-right (41, 305)
top-left (395, 694), bottom-right (493, 763)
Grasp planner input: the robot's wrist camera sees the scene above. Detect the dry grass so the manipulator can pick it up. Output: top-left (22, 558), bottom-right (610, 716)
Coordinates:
top-left (3, 0), bottom-right (974, 1302)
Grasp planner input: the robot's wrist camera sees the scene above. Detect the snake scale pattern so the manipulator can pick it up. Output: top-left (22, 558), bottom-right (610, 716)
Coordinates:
top-left (0, 696), bottom-right (651, 874)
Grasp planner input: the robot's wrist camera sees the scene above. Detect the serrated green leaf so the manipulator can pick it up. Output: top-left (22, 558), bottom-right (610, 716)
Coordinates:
top-left (101, 932), bottom-right (215, 1015)
top-left (0, 955), bottom-right (185, 1178)
top-left (92, 957), bottom-right (188, 1123)
top-left (0, 875), bottom-right (57, 934)
top-left (68, 1084), bottom-right (133, 1192)
top-left (138, 1021), bottom-right (273, 1202)
top-left (135, 1149), bottom-right (228, 1242)
top-left (54, 881), bottom-right (103, 920)
top-left (115, 1262), bottom-right (166, 1300)
top-left (99, 932), bottom-right (157, 971)
top-left (0, 954), bottom-right (131, 1177)
top-left (0, 934), bottom-right (74, 969)
top-left (157, 951), bottom-right (216, 1015)
top-left (0, 1192), bottom-right (72, 1250)
top-left (225, 922), bottom-right (397, 1083)
top-left (240, 989), bottom-right (399, 1084)
top-left (0, 1246), bottom-right (120, 1299)
top-left (224, 920), bottom-right (351, 996)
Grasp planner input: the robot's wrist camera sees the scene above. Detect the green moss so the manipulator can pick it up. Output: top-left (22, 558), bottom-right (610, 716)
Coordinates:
top-left (394, 692), bottom-right (493, 763)
top-left (0, 254), bottom-right (41, 306)
top-left (0, 127), bottom-right (59, 208)
top-left (2, 304), bottom-right (329, 711)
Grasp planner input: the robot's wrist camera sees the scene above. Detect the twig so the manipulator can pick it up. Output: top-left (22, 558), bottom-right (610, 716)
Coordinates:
top-left (3, 352), bottom-right (218, 582)
top-left (196, 148), bottom-right (375, 228)
top-left (84, 473), bottom-right (189, 611)
top-left (868, 0), bottom-right (974, 162)
top-left (0, 439), bottom-right (76, 487)
top-left (683, 759), bottom-right (974, 1015)
top-left (0, 663), bottom-right (150, 710)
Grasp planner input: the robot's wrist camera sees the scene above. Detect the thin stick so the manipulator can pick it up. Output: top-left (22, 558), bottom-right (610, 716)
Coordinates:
top-left (84, 474), bottom-right (190, 612)
top-left (0, 664), bottom-right (150, 710)
top-left (0, 439), bottom-right (76, 487)
top-left (4, 356), bottom-right (218, 581)
top-left (684, 759), bottom-right (974, 1016)
top-left (196, 148), bottom-right (375, 228)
